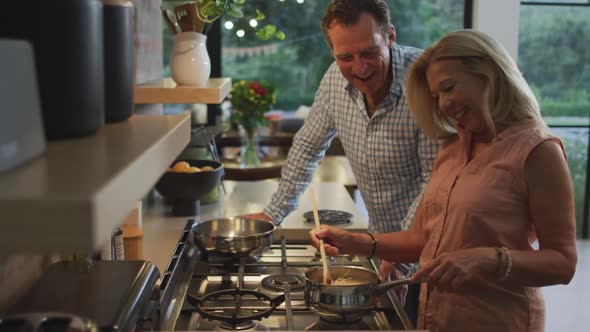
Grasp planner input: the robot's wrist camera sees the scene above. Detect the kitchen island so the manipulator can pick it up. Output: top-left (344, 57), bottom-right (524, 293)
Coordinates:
top-left (142, 180), bottom-right (368, 273)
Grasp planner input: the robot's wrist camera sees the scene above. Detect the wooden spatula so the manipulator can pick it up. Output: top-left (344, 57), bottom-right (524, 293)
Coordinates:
top-left (174, 3), bottom-right (204, 33)
top-left (174, 3), bottom-right (196, 32)
top-left (310, 187), bottom-right (332, 285)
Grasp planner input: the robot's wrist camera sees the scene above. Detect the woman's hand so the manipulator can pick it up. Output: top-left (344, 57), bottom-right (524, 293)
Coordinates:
top-left (308, 225), bottom-right (362, 256)
top-left (411, 247), bottom-right (496, 291)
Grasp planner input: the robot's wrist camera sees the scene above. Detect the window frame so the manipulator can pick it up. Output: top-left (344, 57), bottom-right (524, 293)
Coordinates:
top-left (519, 0), bottom-right (590, 238)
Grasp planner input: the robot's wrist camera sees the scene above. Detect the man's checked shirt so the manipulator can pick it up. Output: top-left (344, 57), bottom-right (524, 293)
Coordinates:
top-left (264, 44), bottom-right (438, 234)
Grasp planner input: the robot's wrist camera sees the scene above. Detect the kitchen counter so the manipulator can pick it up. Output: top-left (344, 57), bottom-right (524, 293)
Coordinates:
top-left (142, 180), bottom-right (368, 273)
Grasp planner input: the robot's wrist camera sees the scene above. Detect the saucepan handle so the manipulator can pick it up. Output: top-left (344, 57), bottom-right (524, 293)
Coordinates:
top-left (373, 276), bottom-right (428, 294)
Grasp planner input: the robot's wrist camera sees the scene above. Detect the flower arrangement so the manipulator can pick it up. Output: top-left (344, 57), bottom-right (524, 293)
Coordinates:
top-left (229, 80), bottom-right (276, 167)
top-left (229, 80), bottom-right (276, 138)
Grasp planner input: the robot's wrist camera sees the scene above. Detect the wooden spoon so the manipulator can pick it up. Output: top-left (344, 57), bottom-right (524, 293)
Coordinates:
top-left (310, 187), bottom-right (332, 285)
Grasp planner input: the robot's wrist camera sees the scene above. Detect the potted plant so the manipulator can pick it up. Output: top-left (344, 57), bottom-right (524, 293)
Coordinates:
top-left (229, 80), bottom-right (276, 167)
top-left (163, 1), bottom-right (284, 86)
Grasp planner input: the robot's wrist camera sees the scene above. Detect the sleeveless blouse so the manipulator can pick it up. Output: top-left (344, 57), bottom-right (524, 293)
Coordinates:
top-left (417, 121), bottom-right (564, 332)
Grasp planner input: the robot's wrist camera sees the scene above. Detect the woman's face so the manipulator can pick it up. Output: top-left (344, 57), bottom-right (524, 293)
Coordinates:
top-left (426, 59), bottom-right (491, 138)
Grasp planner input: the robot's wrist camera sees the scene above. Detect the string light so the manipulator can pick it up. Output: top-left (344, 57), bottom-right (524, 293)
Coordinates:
top-left (236, 29), bottom-right (245, 38)
top-left (297, 0), bottom-right (304, 4)
top-left (224, 21), bottom-right (234, 30)
top-left (249, 19), bottom-right (258, 28)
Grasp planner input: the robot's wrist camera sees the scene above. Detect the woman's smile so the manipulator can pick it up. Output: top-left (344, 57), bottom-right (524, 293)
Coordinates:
top-left (427, 59), bottom-right (488, 134)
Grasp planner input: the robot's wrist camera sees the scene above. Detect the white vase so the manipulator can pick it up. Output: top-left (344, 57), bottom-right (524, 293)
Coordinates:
top-left (170, 32), bottom-right (210, 86)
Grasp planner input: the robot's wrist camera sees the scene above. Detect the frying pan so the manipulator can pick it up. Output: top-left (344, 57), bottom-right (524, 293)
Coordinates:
top-left (191, 218), bottom-right (275, 257)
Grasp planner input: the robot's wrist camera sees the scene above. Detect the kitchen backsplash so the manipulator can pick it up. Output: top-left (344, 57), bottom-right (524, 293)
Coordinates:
top-left (133, 0), bottom-right (164, 115)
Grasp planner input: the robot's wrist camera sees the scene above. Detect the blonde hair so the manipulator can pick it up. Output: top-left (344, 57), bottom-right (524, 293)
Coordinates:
top-left (405, 29), bottom-right (544, 140)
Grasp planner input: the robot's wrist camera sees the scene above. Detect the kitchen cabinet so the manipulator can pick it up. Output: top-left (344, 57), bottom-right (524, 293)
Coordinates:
top-left (0, 77), bottom-right (231, 255)
top-left (0, 113), bottom-right (190, 254)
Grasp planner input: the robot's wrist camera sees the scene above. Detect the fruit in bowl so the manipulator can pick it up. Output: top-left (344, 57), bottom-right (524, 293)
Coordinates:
top-left (155, 159), bottom-right (224, 216)
top-left (167, 161), bottom-right (216, 173)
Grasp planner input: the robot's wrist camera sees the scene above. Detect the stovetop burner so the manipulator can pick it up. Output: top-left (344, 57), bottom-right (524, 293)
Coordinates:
top-left (187, 289), bottom-right (285, 325)
top-left (160, 221), bottom-right (410, 331)
top-left (305, 318), bottom-right (371, 331)
top-left (261, 274), bottom-right (306, 292)
top-left (216, 320), bottom-right (270, 331)
top-left (202, 253), bottom-right (262, 264)
top-left (303, 210), bottom-right (353, 225)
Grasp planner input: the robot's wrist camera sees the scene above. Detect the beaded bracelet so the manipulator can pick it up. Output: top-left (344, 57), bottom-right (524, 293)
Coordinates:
top-left (494, 247), bottom-right (504, 278)
top-left (500, 247), bottom-right (513, 280)
top-left (366, 233), bottom-right (377, 259)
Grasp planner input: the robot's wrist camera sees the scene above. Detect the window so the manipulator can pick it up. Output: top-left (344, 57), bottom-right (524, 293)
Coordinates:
top-left (519, 1), bottom-right (590, 238)
top-left (220, 0), bottom-right (465, 110)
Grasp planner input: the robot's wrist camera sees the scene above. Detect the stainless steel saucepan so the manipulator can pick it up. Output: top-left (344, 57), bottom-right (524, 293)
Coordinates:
top-left (191, 217), bottom-right (275, 257)
top-left (304, 265), bottom-right (424, 322)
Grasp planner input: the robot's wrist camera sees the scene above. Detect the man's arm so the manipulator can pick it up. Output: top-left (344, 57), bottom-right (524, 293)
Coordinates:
top-left (263, 74), bottom-right (338, 224)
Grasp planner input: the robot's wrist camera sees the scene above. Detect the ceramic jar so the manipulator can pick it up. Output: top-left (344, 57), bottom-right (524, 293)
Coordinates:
top-left (170, 32), bottom-right (210, 86)
top-left (103, 0), bottom-right (135, 123)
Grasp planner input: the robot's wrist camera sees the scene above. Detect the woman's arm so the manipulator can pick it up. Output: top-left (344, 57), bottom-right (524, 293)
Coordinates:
top-left (311, 200), bottom-right (426, 263)
top-left (508, 139), bottom-right (577, 286)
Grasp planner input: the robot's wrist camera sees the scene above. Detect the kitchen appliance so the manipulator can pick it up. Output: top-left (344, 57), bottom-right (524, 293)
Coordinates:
top-left (0, 312), bottom-right (99, 332)
top-left (103, 0), bottom-right (135, 123)
top-left (155, 220), bottom-right (415, 331)
top-left (8, 260), bottom-right (160, 332)
top-left (0, 39), bottom-right (45, 173)
top-left (0, 0), bottom-right (105, 140)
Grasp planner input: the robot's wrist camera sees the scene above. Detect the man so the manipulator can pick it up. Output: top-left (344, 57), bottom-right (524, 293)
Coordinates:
top-left (245, 0), bottom-right (437, 316)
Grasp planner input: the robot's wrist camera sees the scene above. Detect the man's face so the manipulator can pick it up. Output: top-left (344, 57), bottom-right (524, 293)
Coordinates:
top-left (328, 13), bottom-right (395, 102)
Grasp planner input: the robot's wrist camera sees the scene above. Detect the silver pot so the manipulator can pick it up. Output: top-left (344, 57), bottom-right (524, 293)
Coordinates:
top-left (191, 218), bottom-right (275, 257)
top-left (304, 265), bottom-right (418, 322)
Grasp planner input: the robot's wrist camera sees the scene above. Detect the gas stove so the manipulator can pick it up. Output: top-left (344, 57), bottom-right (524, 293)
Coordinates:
top-left (156, 220), bottom-right (413, 331)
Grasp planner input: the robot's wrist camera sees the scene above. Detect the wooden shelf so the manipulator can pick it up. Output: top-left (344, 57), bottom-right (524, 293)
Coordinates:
top-left (0, 113), bottom-right (191, 254)
top-left (134, 77), bottom-right (232, 104)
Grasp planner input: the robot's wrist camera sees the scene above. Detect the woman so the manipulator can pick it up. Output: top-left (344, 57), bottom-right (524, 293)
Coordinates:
top-left (309, 30), bottom-right (577, 332)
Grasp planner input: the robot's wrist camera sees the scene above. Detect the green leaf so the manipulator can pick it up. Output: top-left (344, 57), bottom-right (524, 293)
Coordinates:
top-left (255, 9), bottom-right (265, 21)
top-left (188, 0), bottom-right (287, 41)
top-left (227, 5), bottom-right (244, 18)
top-left (256, 24), bottom-right (277, 41)
top-left (275, 31), bottom-right (286, 41)
top-left (201, 2), bottom-right (219, 17)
